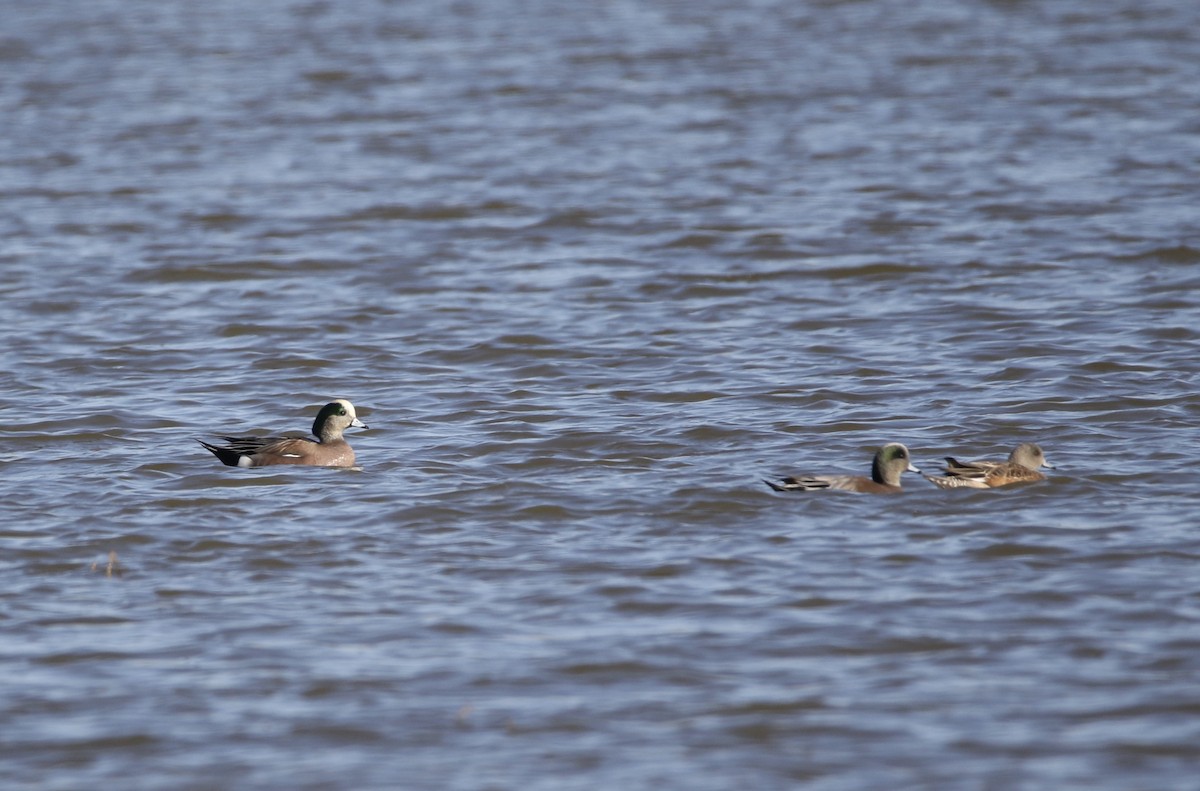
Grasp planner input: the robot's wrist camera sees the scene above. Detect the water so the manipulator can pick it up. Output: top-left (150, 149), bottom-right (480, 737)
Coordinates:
top-left (3, 1), bottom-right (1200, 788)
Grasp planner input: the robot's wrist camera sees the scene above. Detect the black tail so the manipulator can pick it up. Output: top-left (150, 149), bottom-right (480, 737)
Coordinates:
top-left (197, 438), bottom-right (242, 467)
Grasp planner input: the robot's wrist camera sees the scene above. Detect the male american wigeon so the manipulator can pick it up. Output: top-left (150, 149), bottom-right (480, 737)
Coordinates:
top-left (764, 443), bottom-right (921, 494)
top-left (197, 399), bottom-right (368, 468)
top-left (923, 442), bottom-right (1053, 489)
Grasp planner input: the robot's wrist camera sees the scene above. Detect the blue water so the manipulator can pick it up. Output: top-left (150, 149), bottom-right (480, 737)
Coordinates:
top-left (3, 1), bottom-right (1200, 789)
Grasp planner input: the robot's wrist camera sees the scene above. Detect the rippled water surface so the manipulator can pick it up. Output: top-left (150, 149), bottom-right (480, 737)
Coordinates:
top-left (4, 1), bottom-right (1200, 788)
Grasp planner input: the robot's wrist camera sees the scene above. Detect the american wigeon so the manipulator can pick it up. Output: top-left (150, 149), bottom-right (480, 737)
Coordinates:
top-left (764, 443), bottom-right (921, 494)
top-left (198, 399), bottom-right (368, 468)
top-left (923, 442), bottom-right (1053, 489)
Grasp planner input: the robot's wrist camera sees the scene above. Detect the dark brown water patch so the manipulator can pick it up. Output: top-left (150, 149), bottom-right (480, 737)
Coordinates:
top-left (970, 543), bottom-right (1071, 560)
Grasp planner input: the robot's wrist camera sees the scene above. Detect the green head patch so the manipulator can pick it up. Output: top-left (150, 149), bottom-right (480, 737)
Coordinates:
top-left (313, 401), bottom-right (349, 435)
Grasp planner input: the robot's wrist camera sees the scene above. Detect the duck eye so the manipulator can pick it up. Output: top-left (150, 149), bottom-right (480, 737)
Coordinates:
top-left (337, 406), bottom-right (346, 416)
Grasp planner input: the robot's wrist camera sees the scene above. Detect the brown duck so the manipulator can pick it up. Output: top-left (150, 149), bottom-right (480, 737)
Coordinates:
top-left (198, 399), bottom-right (368, 468)
top-left (924, 442), bottom-right (1053, 489)
top-left (764, 443), bottom-right (921, 495)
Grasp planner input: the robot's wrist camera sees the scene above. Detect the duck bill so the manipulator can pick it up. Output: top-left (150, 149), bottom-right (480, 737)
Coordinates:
top-left (351, 417), bottom-right (368, 429)
top-left (907, 462), bottom-right (921, 474)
